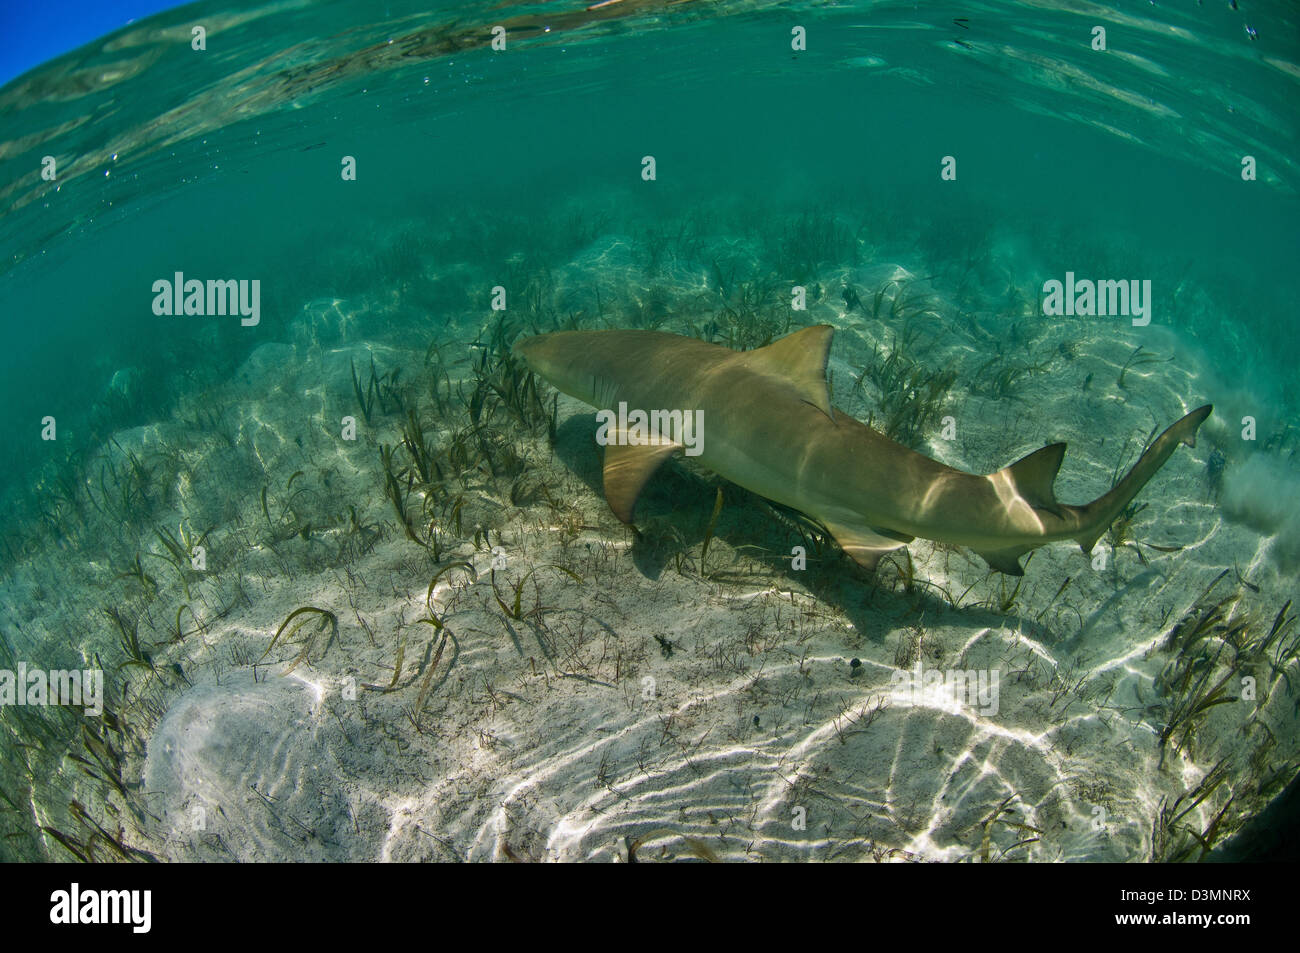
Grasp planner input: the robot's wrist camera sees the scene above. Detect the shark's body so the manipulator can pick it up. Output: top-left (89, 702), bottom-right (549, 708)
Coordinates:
top-left (514, 325), bottom-right (1211, 575)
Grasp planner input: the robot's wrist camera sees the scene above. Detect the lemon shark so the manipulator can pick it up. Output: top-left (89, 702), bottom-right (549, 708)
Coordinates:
top-left (513, 325), bottom-right (1211, 575)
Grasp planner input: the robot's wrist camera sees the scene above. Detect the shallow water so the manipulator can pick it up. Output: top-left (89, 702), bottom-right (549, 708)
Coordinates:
top-left (0, 0), bottom-right (1297, 862)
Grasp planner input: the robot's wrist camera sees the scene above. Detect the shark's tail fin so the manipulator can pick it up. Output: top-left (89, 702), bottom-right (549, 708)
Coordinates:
top-left (1074, 404), bottom-right (1213, 554)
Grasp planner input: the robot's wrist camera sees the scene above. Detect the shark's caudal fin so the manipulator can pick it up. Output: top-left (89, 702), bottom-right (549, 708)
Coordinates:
top-left (973, 406), bottom-right (1211, 575)
top-left (1075, 404), bottom-right (1213, 555)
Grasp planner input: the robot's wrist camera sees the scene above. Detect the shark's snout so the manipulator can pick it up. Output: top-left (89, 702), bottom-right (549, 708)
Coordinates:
top-left (512, 333), bottom-right (550, 370)
top-left (511, 330), bottom-right (608, 414)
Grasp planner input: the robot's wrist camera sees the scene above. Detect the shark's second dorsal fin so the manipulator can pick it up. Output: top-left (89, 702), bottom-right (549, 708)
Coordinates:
top-left (745, 324), bottom-right (835, 419)
top-left (1001, 442), bottom-right (1067, 518)
top-left (602, 440), bottom-right (680, 523)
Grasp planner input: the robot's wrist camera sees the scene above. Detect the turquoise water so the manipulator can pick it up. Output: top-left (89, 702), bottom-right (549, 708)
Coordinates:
top-left (3, 0), bottom-right (1296, 488)
top-left (1, 1), bottom-right (1297, 862)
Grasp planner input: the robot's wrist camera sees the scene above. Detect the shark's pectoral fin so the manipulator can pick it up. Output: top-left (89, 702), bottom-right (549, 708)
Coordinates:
top-left (1002, 442), bottom-right (1067, 517)
top-left (821, 520), bottom-right (909, 572)
top-left (602, 440), bottom-right (681, 523)
top-left (976, 546), bottom-right (1030, 576)
top-left (745, 324), bottom-right (836, 420)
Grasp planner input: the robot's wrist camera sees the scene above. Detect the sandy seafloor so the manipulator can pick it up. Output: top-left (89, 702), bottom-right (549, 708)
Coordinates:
top-left (3, 210), bottom-right (1297, 863)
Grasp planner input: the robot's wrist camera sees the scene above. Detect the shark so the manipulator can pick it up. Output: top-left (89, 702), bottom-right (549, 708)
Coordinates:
top-left (513, 324), bottom-right (1212, 575)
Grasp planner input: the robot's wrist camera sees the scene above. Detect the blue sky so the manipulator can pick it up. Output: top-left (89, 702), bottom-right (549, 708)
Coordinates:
top-left (0, 0), bottom-right (190, 86)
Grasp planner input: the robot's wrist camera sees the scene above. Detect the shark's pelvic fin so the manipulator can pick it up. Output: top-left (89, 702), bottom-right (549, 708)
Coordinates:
top-left (976, 546), bottom-right (1031, 576)
top-left (743, 324), bottom-right (835, 420)
top-left (1001, 442), bottom-right (1067, 518)
top-left (820, 520), bottom-right (909, 572)
top-left (602, 440), bottom-right (680, 523)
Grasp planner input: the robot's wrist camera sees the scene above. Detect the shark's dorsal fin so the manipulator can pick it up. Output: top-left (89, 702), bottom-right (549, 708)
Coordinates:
top-left (820, 520), bottom-right (908, 572)
top-left (745, 325), bottom-right (835, 419)
top-left (602, 440), bottom-right (681, 523)
top-left (1001, 442), bottom-right (1067, 518)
